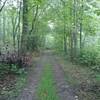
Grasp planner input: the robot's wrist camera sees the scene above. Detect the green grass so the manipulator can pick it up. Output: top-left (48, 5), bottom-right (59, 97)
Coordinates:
top-left (37, 64), bottom-right (59, 100)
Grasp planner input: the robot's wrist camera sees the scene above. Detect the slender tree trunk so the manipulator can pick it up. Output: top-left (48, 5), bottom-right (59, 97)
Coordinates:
top-left (63, 27), bottom-right (67, 54)
top-left (0, 13), bottom-right (1, 53)
top-left (61, 0), bottom-right (67, 54)
top-left (80, 22), bottom-right (82, 50)
top-left (30, 5), bottom-right (38, 34)
top-left (12, 15), bottom-right (17, 50)
top-left (21, 0), bottom-right (29, 54)
top-left (12, 17), bottom-right (16, 50)
top-left (3, 12), bottom-right (6, 43)
top-left (80, 0), bottom-right (83, 51)
top-left (70, 31), bottom-right (74, 61)
top-left (73, 0), bottom-right (78, 59)
top-left (17, 1), bottom-right (21, 57)
top-left (69, 0), bottom-right (74, 61)
top-left (63, 13), bottom-right (67, 54)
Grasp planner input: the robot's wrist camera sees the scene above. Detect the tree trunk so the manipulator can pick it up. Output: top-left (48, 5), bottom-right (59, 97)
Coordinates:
top-left (3, 12), bottom-right (6, 43)
top-left (80, 0), bottom-right (83, 51)
top-left (17, 1), bottom-right (21, 57)
top-left (73, 0), bottom-right (78, 59)
top-left (21, 0), bottom-right (29, 54)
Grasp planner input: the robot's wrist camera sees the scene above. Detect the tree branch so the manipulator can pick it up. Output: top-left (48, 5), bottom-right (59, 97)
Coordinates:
top-left (0, 0), bottom-right (7, 12)
top-left (30, 5), bottom-right (39, 34)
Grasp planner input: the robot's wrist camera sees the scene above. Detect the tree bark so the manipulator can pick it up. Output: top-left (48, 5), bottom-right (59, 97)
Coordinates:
top-left (73, 0), bottom-right (78, 59)
top-left (21, 0), bottom-right (29, 54)
top-left (80, 0), bottom-right (83, 51)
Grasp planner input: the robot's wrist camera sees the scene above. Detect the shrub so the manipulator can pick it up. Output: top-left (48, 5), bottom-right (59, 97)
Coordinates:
top-left (79, 49), bottom-right (98, 66)
top-left (0, 64), bottom-right (9, 79)
top-left (78, 48), bottom-right (100, 72)
top-left (0, 52), bottom-right (32, 79)
top-left (0, 63), bottom-right (26, 79)
top-left (0, 52), bottom-right (32, 67)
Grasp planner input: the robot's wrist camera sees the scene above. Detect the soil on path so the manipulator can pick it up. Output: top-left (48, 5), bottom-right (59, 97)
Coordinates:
top-left (16, 53), bottom-right (47, 100)
top-left (16, 51), bottom-right (76, 100)
top-left (45, 51), bottom-right (76, 100)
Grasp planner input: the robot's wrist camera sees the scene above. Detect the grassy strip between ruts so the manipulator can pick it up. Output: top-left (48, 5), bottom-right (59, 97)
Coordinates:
top-left (37, 64), bottom-right (59, 100)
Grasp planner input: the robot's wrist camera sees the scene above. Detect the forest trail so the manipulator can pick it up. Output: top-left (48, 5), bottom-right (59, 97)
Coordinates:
top-left (16, 50), bottom-right (76, 100)
top-left (50, 54), bottom-right (76, 100)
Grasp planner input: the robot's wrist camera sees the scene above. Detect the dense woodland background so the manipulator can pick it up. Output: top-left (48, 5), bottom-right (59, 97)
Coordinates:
top-left (0, 0), bottom-right (100, 100)
top-left (0, 0), bottom-right (100, 59)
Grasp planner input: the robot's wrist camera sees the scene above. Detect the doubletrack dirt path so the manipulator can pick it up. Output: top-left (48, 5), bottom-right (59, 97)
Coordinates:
top-left (50, 56), bottom-right (76, 100)
top-left (16, 54), bottom-right (47, 100)
top-left (16, 51), bottom-right (76, 100)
